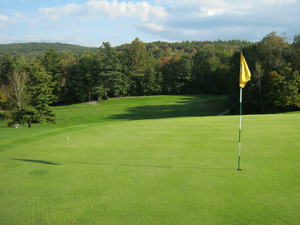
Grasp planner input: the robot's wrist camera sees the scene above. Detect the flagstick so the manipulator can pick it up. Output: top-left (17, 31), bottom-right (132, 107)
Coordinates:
top-left (237, 87), bottom-right (243, 171)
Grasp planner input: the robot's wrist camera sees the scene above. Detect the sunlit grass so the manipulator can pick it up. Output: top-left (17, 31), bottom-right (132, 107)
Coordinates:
top-left (0, 96), bottom-right (299, 225)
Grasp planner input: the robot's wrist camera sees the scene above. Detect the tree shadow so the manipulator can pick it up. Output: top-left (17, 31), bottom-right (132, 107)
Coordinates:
top-left (10, 158), bottom-right (62, 165)
top-left (9, 158), bottom-right (233, 170)
top-left (67, 161), bottom-right (234, 171)
top-left (109, 95), bottom-right (228, 121)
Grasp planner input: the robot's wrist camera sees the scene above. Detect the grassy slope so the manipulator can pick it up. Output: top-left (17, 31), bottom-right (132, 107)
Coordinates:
top-left (0, 95), bottom-right (299, 225)
top-left (0, 95), bottom-right (227, 151)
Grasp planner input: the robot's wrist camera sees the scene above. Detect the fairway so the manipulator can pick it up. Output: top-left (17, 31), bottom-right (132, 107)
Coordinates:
top-left (0, 96), bottom-right (299, 225)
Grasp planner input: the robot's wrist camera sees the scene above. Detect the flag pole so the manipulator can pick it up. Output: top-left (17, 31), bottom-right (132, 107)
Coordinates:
top-left (238, 52), bottom-right (251, 171)
top-left (237, 87), bottom-right (242, 171)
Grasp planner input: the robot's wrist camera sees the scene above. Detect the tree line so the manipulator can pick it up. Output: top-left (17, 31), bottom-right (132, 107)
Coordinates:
top-left (0, 33), bottom-right (299, 127)
top-left (0, 42), bottom-right (98, 58)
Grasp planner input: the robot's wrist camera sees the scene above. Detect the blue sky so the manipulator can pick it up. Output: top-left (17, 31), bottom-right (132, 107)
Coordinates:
top-left (0, 0), bottom-right (299, 46)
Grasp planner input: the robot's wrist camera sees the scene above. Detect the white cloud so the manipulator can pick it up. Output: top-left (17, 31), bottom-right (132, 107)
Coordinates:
top-left (159, 0), bottom-right (299, 16)
top-left (38, 3), bottom-right (82, 20)
top-left (132, 0), bottom-right (299, 43)
top-left (160, 0), bottom-right (298, 6)
top-left (257, 0), bottom-right (298, 5)
top-left (11, 12), bottom-right (28, 22)
top-left (26, 23), bottom-right (37, 28)
top-left (143, 23), bottom-right (165, 32)
top-left (0, 14), bottom-right (9, 28)
top-left (197, 7), bottom-right (225, 17)
top-left (0, 14), bottom-right (9, 22)
top-left (38, 0), bottom-right (167, 22)
top-left (0, 12), bottom-right (39, 29)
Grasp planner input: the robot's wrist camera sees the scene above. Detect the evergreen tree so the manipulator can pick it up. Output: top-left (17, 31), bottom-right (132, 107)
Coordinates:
top-left (21, 61), bottom-right (56, 127)
top-left (66, 55), bottom-right (96, 102)
top-left (128, 38), bottom-right (151, 95)
top-left (129, 38), bottom-right (150, 78)
top-left (140, 57), bottom-right (162, 95)
top-left (292, 34), bottom-right (300, 71)
top-left (40, 48), bottom-right (63, 102)
top-left (98, 42), bottom-right (129, 99)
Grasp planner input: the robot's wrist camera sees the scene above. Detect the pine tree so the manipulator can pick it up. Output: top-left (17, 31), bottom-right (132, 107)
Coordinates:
top-left (128, 38), bottom-right (152, 94)
top-left (40, 48), bottom-right (63, 102)
top-left (22, 61), bottom-right (56, 128)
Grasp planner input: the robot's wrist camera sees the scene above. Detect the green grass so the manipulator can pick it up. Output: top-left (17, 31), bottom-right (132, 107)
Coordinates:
top-left (0, 95), bottom-right (227, 152)
top-left (52, 95), bottom-right (229, 126)
top-left (0, 95), bottom-right (299, 225)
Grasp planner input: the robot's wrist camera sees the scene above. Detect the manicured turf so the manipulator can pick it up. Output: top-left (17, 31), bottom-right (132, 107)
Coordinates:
top-left (0, 95), bottom-right (299, 225)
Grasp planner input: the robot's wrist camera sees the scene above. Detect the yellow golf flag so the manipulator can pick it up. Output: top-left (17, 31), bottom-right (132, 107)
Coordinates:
top-left (239, 53), bottom-right (251, 88)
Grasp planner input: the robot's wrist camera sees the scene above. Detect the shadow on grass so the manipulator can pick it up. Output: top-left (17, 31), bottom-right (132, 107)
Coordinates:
top-left (9, 158), bottom-right (232, 170)
top-left (10, 158), bottom-right (62, 165)
top-left (67, 161), bottom-right (233, 171)
top-left (109, 95), bottom-right (228, 121)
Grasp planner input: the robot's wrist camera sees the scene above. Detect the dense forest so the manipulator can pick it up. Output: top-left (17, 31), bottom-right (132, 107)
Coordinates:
top-left (0, 32), bottom-right (299, 127)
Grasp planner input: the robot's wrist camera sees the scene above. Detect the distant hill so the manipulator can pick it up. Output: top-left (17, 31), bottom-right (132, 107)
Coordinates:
top-left (0, 42), bottom-right (98, 56)
top-left (0, 40), bottom-right (252, 59)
